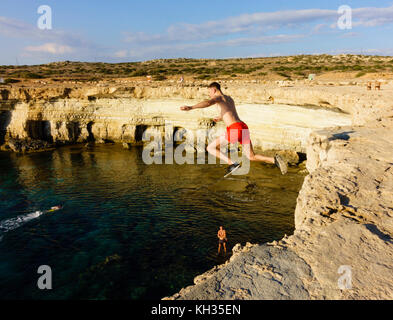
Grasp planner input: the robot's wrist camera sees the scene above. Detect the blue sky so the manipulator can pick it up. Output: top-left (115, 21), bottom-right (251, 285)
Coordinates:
top-left (0, 0), bottom-right (393, 65)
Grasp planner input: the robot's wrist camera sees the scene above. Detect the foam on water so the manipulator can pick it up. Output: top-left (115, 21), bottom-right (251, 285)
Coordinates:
top-left (0, 210), bottom-right (45, 238)
top-left (0, 145), bottom-right (305, 299)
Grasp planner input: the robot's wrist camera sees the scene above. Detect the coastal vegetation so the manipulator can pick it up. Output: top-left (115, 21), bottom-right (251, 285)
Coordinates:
top-left (1, 54), bottom-right (392, 83)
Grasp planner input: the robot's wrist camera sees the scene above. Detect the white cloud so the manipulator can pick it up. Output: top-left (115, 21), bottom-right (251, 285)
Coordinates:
top-left (352, 5), bottom-right (393, 27)
top-left (24, 43), bottom-right (74, 55)
top-left (0, 16), bottom-right (44, 39)
top-left (312, 23), bottom-right (330, 34)
top-left (0, 16), bottom-right (91, 48)
top-left (123, 5), bottom-right (393, 47)
top-left (121, 34), bottom-right (305, 59)
top-left (0, 15), bottom-right (112, 63)
top-left (339, 32), bottom-right (360, 38)
top-left (114, 50), bottom-right (128, 58)
top-left (123, 8), bottom-right (337, 45)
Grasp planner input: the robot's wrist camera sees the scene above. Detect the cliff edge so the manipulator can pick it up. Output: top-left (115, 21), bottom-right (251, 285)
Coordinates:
top-left (164, 85), bottom-right (393, 300)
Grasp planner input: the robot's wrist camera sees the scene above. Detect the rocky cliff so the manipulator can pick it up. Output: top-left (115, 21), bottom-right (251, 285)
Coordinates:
top-left (1, 80), bottom-right (392, 299)
top-left (163, 82), bottom-right (393, 300)
top-left (2, 81), bottom-right (377, 153)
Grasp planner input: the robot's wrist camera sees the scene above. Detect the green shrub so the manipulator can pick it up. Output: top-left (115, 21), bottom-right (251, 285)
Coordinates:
top-left (19, 72), bottom-right (44, 79)
top-left (194, 68), bottom-right (206, 74)
top-left (294, 71), bottom-right (306, 77)
top-left (4, 78), bottom-right (20, 84)
top-left (272, 66), bottom-right (292, 72)
top-left (195, 74), bottom-right (211, 80)
top-left (180, 68), bottom-right (193, 73)
top-left (153, 75), bottom-right (167, 81)
top-left (221, 70), bottom-right (233, 75)
top-left (276, 72), bottom-right (291, 79)
top-left (352, 65), bottom-right (363, 71)
top-left (230, 67), bottom-right (248, 74)
top-left (355, 72), bottom-right (366, 78)
top-left (101, 69), bottom-right (113, 74)
top-left (132, 70), bottom-right (148, 77)
top-left (120, 68), bottom-right (136, 74)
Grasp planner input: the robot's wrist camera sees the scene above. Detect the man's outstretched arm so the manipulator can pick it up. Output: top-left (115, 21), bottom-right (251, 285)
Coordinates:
top-left (180, 97), bottom-right (219, 111)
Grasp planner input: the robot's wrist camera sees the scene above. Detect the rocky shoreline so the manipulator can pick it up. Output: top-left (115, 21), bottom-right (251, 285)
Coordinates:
top-left (0, 137), bottom-right (55, 153)
top-left (0, 81), bottom-right (364, 154)
top-left (1, 80), bottom-right (392, 299)
top-left (163, 84), bottom-right (393, 300)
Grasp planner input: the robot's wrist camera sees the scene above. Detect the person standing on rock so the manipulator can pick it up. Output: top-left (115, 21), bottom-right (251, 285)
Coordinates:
top-left (218, 226), bottom-right (227, 255)
top-left (180, 82), bottom-right (288, 176)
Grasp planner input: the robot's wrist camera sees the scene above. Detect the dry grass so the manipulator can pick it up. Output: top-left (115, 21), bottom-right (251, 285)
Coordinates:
top-left (1, 54), bottom-right (392, 83)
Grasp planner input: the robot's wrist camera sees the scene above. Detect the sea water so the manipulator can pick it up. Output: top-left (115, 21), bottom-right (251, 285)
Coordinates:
top-left (0, 145), bottom-right (305, 299)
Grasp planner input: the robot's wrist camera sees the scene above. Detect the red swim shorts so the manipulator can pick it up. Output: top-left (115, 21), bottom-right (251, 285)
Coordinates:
top-left (225, 122), bottom-right (251, 145)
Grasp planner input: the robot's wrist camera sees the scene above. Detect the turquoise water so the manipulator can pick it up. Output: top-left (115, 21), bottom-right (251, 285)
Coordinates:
top-left (0, 145), bottom-right (305, 300)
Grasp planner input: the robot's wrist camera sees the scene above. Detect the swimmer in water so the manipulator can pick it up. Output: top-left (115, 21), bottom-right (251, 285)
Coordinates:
top-left (47, 205), bottom-right (63, 212)
top-left (217, 226), bottom-right (227, 255)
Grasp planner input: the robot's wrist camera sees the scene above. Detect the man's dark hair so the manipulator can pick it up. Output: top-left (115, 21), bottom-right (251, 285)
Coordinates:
top-left (209, 82), bottom-right (221, 91)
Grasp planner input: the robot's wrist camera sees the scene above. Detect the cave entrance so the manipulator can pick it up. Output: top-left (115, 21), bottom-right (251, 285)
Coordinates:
top-left (87, 122), bottom-right (95, 142)
top-left (135, 125), bottom-right (148, 142)
top-left (0, 111), bottom-right (11, 145)
top-left (66, 122), bottom-right (81, 142)
top-left (26, 120), bottom-right (53, 143)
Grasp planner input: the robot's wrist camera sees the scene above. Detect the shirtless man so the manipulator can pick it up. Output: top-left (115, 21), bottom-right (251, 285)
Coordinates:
top-left (217, 226), bottom-right (227, 255)
top-left (180, 82), bottom-right (288, 176)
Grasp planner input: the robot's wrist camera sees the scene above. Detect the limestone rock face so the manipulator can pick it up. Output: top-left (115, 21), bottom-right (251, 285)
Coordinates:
top-left (292, 125), bottom-right (393, 299)
top-left (165, 123), bottom-right (393, 300)
top-left (0, 83), bottom-right (355, 152)
top-left (162, 84), bottom-right (393, 300)
top-left (166, 245), bottom-right (316, 300)
top-left (1, 81), bottom-right (392, 299)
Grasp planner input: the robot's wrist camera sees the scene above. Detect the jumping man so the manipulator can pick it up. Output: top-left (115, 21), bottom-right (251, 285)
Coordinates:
top-left (180, 82), bottom-right (288, 176)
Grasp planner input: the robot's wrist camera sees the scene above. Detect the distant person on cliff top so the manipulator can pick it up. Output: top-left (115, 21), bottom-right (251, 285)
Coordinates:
top-left (217, 226), bottom-right (227, 255)
top-left (180, 82), bottom-right (288, 176)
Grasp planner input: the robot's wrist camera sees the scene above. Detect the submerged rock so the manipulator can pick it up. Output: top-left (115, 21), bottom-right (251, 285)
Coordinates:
top-left (122, 142), bottom-right (132, 150)
top-left (6, 138), bottom-right (54, 153)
